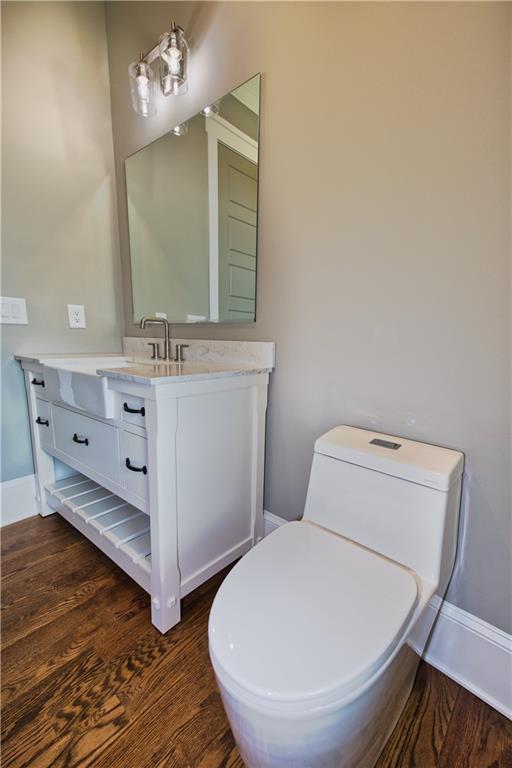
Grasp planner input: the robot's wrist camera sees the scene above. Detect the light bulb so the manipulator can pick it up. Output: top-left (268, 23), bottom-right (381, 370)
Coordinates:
top-left (128, 58), bottom-right (156, 117)
top-left (159, 23), bottom-right (189, 97)
top-left (172, 122), bottom-right (188, 136)
top-left (201, 102), bottom-right (220, 117)
top-left (136, 73), bottom-right (150, 101)
top-left (166, 39), bottom-right (182, 75)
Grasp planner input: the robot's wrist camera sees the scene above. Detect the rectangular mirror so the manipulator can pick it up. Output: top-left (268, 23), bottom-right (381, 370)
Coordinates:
top-left (125, 74), bottom-right (260, 324)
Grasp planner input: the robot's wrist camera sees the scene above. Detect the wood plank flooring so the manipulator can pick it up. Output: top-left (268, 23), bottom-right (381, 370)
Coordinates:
top-left (2, 514), bottom-right (511, 767)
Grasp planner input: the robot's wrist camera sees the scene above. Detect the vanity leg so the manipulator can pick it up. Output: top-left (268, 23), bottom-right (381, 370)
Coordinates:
top-left (251, 375), bottom-right (269, 544)
top-left (146, 396), bottom-right (181, 633)
top-left (24, 369), bottom-right (56, 517)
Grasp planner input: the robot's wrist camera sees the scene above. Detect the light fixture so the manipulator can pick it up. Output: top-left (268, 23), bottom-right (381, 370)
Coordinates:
top-left (128, 55), bottom-right (157, 118)
top-left (159, 22), bottom-right (189, 97)
top-left (172, 122), bottom-right (188, 137)
top-left (201, 102), bottom-right (220, 117)
top-left (128, 21), bottom-right (189, 118)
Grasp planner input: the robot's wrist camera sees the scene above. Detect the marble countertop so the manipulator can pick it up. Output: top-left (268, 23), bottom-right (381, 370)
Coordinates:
top-left (97, 361), bottom-right (272, 385)
top-left (15, 352), bottom-right (126, 364)
top-left (16, 340), bottom-right (275, 385)
top-left (16, 352), bottom-right (271, 384)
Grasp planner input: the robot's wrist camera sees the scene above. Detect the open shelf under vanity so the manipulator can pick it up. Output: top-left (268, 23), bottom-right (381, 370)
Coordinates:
top-left (45, 475), bottom-right (152, 592)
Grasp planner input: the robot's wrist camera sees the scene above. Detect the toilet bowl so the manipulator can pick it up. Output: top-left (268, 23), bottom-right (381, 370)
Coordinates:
top-left (209, 426), bottom-right (464, 768)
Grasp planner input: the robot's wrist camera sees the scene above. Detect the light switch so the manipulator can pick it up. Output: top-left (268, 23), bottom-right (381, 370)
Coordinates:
top-left (0, 297), bottom-right (28, 324)
top-left (11, 303), bottom-right (24, 320)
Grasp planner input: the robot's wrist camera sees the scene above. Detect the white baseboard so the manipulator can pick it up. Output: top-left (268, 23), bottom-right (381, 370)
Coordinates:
top-left (421, 595), bottom-right (511, 719)
top-left (263, 510), bottom-right (287, 536)
top-left (1, 474), bottom-right (38, 527)
top-left (262, 510), bottom-right (512, 720)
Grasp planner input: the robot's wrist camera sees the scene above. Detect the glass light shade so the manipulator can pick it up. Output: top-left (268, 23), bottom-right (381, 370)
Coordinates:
top-left (201, 101), bottom-right (220, 117)
top-left (159, 23), bottom-right (189, 96)
top-left (172, 122), bottom-right (188, 136)
top-left (128, 59), bottom-right (157, 118)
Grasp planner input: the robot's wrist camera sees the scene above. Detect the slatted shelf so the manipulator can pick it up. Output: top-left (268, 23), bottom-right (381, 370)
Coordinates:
top-left (44, 475), bottom-right (152, 592)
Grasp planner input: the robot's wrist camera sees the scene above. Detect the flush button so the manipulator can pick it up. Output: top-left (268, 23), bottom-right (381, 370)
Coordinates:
top-left (370, 438), bottom-right (402, 450)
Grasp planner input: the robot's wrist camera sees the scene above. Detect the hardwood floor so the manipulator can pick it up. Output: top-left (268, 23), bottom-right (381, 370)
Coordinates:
top-left (2, 514), bottom-right (511, 768)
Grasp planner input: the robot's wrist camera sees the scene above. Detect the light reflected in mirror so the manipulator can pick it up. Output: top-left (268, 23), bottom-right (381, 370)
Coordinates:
top-left (125, 74), bottom-right (260, 324)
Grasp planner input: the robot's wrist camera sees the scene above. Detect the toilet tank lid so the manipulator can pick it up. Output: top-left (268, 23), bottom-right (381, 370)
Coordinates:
top-left (315, 426), bottom-right (464, 491)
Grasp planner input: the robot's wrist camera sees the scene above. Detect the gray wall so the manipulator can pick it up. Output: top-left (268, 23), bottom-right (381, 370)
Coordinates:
top-left (107, 2), bottom-right (511, 634)
top-left (1, 2), bottom-right (123, 482)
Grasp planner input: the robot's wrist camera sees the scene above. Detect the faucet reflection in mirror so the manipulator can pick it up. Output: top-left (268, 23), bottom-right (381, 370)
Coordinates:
top-left (128, 21), bottom-right (189, 118)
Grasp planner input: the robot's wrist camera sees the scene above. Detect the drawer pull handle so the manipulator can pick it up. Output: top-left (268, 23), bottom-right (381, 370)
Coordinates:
top-left (123, 402), bottom-right (145, 416)
top-left (36, 416), bottom-right (49, 427)
top-left (73, 433), bottom-right (89, 446)
top-left (125, 458), bottom-right (147, 474)
top-left (31, 378), bottom-right (45, 387)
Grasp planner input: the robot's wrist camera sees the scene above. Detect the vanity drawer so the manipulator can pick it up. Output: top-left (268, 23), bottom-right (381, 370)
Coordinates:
top-left (34, 398), bottom-right (53, 451)
top-left (30, 373), bottom-right (46, 393)
top-left (121, 395), bottom-right (146, 429)
top-left (120, 430), bottom-right (149, 502)
top-left (52, 404), bottom-right (120, 483)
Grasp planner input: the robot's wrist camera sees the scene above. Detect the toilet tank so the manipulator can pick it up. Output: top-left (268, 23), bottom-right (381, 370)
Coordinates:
top-left (303, 426), bottom-right (464, 591)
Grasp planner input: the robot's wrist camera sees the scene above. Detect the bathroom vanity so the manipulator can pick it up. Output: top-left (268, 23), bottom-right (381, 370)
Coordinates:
top-left (17, 339), bottom-right (274, 633)
top-left (15, 72), bottom-right (268, 635)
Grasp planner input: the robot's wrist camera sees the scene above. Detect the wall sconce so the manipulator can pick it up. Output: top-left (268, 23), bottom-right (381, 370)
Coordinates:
top-left (128, 21), bottom-right (189, 118)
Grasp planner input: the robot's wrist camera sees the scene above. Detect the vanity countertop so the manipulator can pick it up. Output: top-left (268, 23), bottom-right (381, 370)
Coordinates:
top-left (15, 352), bottom-right (272, 385)
top-left (97, 361), bottom-right (272, 385)
top-left (15, 352), bottom-right (126, 364)
top-left (16, 340), bottom-right (275, 385)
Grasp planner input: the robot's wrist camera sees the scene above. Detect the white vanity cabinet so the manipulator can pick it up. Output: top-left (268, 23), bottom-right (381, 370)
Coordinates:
top-left (18, 348), bottom-right (273, 634)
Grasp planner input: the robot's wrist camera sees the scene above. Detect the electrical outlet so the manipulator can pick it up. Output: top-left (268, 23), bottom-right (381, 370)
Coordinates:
top-left (68, 304), bottom-right (86, 329)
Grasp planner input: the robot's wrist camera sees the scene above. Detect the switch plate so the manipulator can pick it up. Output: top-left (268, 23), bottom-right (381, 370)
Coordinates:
top-left (0, 297), bottom-right (28, 324)
top-left (68, 304), bottom-right (86, 328)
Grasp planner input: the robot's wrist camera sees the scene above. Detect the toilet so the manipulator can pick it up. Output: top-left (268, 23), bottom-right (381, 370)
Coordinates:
top-left (209, 425), bottom-right (464, 768)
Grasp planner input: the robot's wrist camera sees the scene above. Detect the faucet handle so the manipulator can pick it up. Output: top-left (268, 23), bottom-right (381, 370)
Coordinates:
top-left (147, 342), bottom-right (161, 361)
top-left (174, 344), bottom-right (189, 363)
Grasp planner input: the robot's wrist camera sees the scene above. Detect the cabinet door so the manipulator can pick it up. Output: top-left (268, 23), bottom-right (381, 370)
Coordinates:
top-left (176, 387), bottom-right (253, 583)
top-left (121, 395), bottom-right (147, 430)
top-left (120, 429), bottom-right (149, 503)
top-left (34, 398), bottom-right (53, 452)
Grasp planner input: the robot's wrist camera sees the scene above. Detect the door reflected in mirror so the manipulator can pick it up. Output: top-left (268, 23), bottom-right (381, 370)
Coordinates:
top-left (125, 74), bottom-right (260, 324)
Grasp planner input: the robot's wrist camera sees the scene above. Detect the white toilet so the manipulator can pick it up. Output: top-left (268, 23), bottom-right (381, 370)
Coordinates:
top-left (209, 425), bottom-right (464, 768)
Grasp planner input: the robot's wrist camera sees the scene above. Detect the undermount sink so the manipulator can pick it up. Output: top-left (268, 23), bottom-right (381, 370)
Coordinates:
top-left (42, 356), bottom-right (139, 419)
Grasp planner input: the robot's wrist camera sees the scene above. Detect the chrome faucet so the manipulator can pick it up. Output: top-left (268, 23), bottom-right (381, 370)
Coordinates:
top-left (140, 316), bottom-right (171, 362)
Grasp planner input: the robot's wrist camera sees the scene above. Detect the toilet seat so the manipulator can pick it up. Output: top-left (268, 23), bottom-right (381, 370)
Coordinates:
top-left (209, 521), bottom-right (420, 710)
